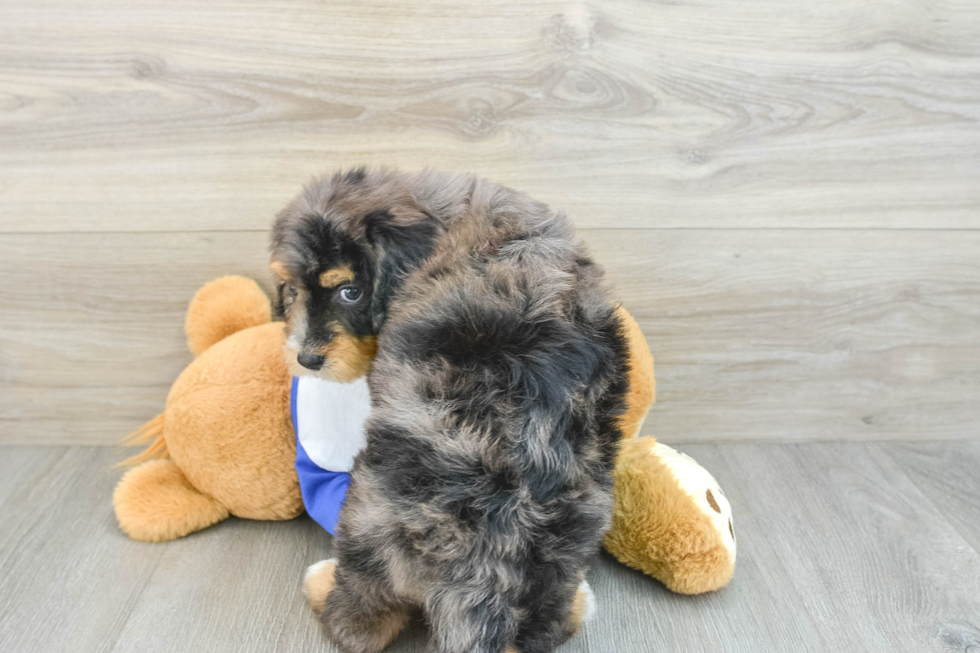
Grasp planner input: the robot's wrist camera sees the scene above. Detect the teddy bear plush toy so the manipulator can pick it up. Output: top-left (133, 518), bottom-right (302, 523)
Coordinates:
top-left (114, 276), bottom-right (735, 595)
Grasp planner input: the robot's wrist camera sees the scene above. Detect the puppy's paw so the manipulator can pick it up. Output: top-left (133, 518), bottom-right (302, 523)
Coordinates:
top-left (303, 558), bottom-right (337, 616)
top-left (569, 580), bottom-right (597, 634)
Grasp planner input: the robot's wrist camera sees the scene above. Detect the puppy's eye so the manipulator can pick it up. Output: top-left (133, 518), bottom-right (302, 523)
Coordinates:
top-left (339, 286), bottom-right (362, 303)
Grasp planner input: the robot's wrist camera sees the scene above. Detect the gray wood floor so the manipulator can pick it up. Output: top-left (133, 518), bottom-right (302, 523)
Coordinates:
top-left (1, 442), bottom-right (978, 653)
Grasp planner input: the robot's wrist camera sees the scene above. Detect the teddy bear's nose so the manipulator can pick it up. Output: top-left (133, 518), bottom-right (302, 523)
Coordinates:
top-left (297, 353), bottom-right (326, 371)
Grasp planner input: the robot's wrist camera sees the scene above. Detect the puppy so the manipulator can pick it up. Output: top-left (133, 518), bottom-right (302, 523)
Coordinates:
top-left (271, 169), bottom-right (628, 653)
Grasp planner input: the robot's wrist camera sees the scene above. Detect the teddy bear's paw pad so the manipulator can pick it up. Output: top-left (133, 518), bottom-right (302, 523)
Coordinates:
top-left (653, 443), bottom-right (736, 562)
top-left (304, 558), bottom-right (338, 616)
top-left (568, 579), bottom-right (597, 634)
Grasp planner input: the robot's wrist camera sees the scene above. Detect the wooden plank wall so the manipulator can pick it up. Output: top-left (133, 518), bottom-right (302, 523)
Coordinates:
top-left (1, 0), bottom-right (978, 445)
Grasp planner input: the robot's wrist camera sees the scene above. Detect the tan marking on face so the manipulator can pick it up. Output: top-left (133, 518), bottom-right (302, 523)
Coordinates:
top-left (269, 259), bottom-right (290, 281)
top-left (325, 330), bottom-right (378, 382)
top-left (319, 266), bottom-right (355, 288)
top-left (282, 316), bottom-right (376, 382)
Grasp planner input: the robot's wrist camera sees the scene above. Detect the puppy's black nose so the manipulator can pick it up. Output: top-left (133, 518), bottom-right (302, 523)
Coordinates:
top-left (297, 353), bottom-right (326, 371)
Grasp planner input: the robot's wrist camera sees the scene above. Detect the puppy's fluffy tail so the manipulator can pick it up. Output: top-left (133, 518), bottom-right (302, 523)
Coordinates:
top-left (117, 413), bottom-right (168, 467)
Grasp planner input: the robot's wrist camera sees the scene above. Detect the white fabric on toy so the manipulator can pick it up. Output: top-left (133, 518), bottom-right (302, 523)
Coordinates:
top-left (653, 442), bottom-right (737, 562)
top-left (294, 375), bottom-right (372, 473)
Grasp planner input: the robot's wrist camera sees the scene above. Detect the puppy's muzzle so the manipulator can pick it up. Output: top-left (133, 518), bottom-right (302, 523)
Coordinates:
top-left (297, 353), bottom-right (326, 371)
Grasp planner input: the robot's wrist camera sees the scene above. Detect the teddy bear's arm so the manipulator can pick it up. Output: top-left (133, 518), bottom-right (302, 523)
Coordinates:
top-left (616, 307), bottom-right (656, 440)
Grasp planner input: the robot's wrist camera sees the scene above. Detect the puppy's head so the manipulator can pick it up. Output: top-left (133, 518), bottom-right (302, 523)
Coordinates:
top-left (270, 169), bottom-right (441, 382)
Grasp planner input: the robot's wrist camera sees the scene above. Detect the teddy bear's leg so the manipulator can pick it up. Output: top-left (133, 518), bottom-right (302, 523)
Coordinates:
top-left (604, 437), bottom-right (736, 594)
top-left (616, 307), bottom-right (655, 439)
top-left (307, 559), bottom-right (411, 653)
top-left (113, 459), bottom-right (230, 542)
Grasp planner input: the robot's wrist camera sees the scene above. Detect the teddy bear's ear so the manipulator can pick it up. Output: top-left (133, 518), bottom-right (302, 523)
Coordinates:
top-left (364, 209), bottom-right (441, 330)
top-left (185, 276), bottom-right (272, 356)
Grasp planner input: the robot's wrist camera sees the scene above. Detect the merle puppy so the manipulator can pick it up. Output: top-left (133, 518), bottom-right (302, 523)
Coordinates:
top-left (270, 169), bottom-right (629, 653)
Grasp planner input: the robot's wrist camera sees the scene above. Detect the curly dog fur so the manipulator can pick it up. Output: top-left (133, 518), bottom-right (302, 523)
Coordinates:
top-left (271, 168), bottom-right (628, 653)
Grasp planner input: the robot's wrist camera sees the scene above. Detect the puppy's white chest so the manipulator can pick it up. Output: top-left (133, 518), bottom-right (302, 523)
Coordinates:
top-left (294, 375), bottom-right (371, 472)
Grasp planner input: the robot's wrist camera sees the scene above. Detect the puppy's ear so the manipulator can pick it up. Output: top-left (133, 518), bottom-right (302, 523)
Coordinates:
top-left (364, 209), bottom-right (440, 329)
